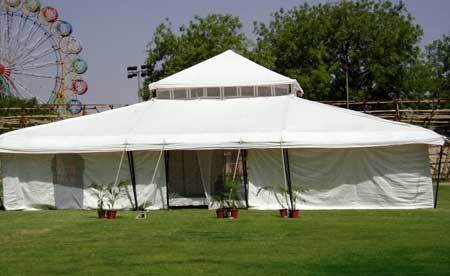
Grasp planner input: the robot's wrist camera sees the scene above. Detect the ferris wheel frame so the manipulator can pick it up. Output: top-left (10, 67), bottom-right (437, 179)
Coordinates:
top-left (0, 1), bottom-right (88, 114)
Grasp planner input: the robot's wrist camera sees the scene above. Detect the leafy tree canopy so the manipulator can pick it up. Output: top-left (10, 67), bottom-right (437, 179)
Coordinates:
top-left (142, 14), bottom-right (250, 100)
top-left (426, 33), bottom-right (450, 98)
top-left (144, 1), bottom-right (447, 102)
top-left (253, 0), bottom-right (423, 101)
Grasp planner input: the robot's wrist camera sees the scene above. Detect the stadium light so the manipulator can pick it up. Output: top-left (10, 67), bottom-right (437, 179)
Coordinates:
top-left (127, 65), bottom-right (150, 102)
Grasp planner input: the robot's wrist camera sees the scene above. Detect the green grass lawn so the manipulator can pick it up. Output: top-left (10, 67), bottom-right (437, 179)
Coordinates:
top-left (1, 187), bottom-right (450, 276)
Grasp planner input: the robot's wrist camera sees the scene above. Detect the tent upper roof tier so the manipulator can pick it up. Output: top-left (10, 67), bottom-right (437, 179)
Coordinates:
top-left (148, 50), bottom-right (303, 99)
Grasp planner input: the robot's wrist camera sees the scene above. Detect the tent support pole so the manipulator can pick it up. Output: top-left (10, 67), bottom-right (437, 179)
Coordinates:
top-left (434, 146), bottom-right (444, 209)
top-left (242, 149), bottom-right (249, 209)
top-left (127, 151), bottom-right (139, 211)
top-left (164, 151), bottom-right (170, 209)
top-left (283, 149), bottom-right (295, 210)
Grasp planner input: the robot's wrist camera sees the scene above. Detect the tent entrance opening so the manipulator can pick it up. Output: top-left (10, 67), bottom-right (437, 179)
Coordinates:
top-left (166, 150), bottom-right (243, 207)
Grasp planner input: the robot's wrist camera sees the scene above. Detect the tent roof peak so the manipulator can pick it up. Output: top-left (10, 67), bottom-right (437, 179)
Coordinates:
top-left (148, 49), bottom-right (303, 94)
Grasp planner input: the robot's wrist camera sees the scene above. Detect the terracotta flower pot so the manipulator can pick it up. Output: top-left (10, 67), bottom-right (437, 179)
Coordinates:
top-left (107, 210), bottom-right (117, 219)
top-left (279, 208), bottom-right (288, 218)
top-left (289, 209), bottom-right (300, 218)
top-left (216, 208), bottom-right (225, 219)
top-left (230, 208), bottom-right (239, 219)
top-left (97, 209), bottom-right (106, 219)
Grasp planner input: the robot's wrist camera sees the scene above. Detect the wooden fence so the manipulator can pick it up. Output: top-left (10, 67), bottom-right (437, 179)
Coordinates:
top-left (0, 104), bottom-right (127, 132)
top-left (430, 145), bottom-right (450, 180)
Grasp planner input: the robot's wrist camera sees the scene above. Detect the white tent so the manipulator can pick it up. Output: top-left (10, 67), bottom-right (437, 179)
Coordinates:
top-left (0, 95), bottom-right (443, 153)
top-left (0, 49), bottom-right (445, 211)
top-left (0, 95), bottom-right (445, 210)
top-left (148, 50), bottom-right (303, 99)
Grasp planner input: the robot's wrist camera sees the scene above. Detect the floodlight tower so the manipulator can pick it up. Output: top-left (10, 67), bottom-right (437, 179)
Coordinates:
top-left (127, 65), bottom-right (150, 102)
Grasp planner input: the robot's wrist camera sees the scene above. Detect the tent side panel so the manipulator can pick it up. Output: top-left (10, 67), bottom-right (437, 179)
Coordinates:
top-left (81, 151), bottom-right (166, 210)
top-left (247, 149), bottom-right (290, 209)
top-left (82, 152), bottom-right (132, 209)
top-left (53, 154), bottom-right (85, 209)
top-left (133, 151), bottom-right (166, 210)
top-left (1, 154), bottom-right (55, 210)
top-left (289, 144), bottom-right (433, 209)
top-left (248, 145), bottom-right (433, 210)
top-left (1, 154), bottom-right (24, 210)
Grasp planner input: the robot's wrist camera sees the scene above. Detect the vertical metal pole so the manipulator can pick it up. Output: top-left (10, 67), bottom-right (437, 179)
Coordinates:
top-left (345, 67), bottom-right (349, 109)
top-left (283, 149), bottom-right (295, 210)
top-left (181, 151), bottom-right (186, 195)
top-left (164, 151), bottom-right (170, 209)
top-left (127, 151), bottom-right (139, 211)
top-left (434, 146), bottom-right (444, 208)
top-left (137, 72), bottom-right (142, 102)
top-left (242, 149), bottom-right (249, 209)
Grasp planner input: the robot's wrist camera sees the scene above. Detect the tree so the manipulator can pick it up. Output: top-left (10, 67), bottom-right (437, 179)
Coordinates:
top-left (426, 34), bottom-right (450, 98)
top-left (253, 0), bottom-right (423, 101)
top-left (142, 14), bottom-right (250, 100)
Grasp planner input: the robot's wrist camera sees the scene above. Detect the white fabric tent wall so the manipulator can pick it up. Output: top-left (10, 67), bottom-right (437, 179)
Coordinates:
top-left (2, 154), bottom-right (55, 210)
top-left (248, 144), bottom-right (434, 210)
top-left (132, 151), bottom-right (167, 210)
top-left (1, 151), bottom-right (166, 210)
top-left (2, 145), bottom-right (435, 210)
top-left (247, 149), bottom-right (289, 209)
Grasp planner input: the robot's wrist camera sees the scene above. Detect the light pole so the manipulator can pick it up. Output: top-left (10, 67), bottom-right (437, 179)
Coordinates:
top-left (127, 65), bottom-right (150, 102)
top-left (345, 66), bottom-right (349, 109)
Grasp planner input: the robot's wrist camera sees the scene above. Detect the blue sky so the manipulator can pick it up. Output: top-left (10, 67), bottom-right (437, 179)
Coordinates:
top-left (43, 0), bottom-right (450, 104)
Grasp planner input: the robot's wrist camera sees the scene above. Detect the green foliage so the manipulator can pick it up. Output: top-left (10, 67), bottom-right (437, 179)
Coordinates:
top-left (90, 182), bottom-right (108, 210)
top-left (90, 180), bottom-right (129, 210)
top-left (0, 95), bottom-right (55, 116)
top-left (253, 0), bottom-right (422, 101)
top-left (426, 33), bottom-right (450, 99)
top-left (212, 192), bottom-right (227, 209)
top-left (0, 95), bottom-right (38, 107)
top-left (105, 180), bottom-right (129, 210)
top-left (212, 178), bottom-right (241, 209)
top-left (143, 0), bottom-right (444, 103)
top-left (224, 178), bottom-right (240, 208)
top-left (290, 184), bottom-right (309, 210)
top-left (142, 14), bottom-right (251, 100)
top-left (256, 185), bottom-right (290, 209)
top-left (257, 184), bottom-right (308, 210)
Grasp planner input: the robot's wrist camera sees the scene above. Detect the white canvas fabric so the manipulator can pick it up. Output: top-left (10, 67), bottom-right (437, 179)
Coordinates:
top-left (248, 145), bottom-right (434, 210)
top-left (247, 149), bottom-right (290, 209)
top-left (0, 95), bottom-right (444, 154)
top-left (132, 151), bottom-right (167, 210)
top-left (148, 50), bottom-right (302, 92)
top-left (1, 154), bottom-right (55, 210)
top-left (197, 150), bottom-right (214, 203)
top-left (0, 151), bottom-right (166, 210)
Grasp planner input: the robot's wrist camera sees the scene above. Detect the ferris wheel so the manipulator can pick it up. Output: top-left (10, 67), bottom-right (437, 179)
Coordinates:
top-left (0, 0), bottom-right (88, 114)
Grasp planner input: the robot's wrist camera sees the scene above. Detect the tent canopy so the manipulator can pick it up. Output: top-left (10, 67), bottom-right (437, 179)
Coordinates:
top-left (148, 50), bottom-right (303, 93)
top-left (0, 95), bottom-right (445, 153)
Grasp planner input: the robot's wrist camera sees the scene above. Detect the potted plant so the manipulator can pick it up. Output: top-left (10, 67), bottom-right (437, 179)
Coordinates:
top-left (256, 185), bottom-right (290, 218)
top-left (277, 186), bottom-right (290, 218)
top-left (90, 182), bottom-right (108, 218)
top-left (288, 185), bottom-right (308, 219)
top-left (105, 180), bottom-right (128, 219)
top-left (224, 178), bottom-right (241, 219)
top-left (212, 193), bottom-right (227, 219)
top-left (289, 196), bottom-right (300, 218)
